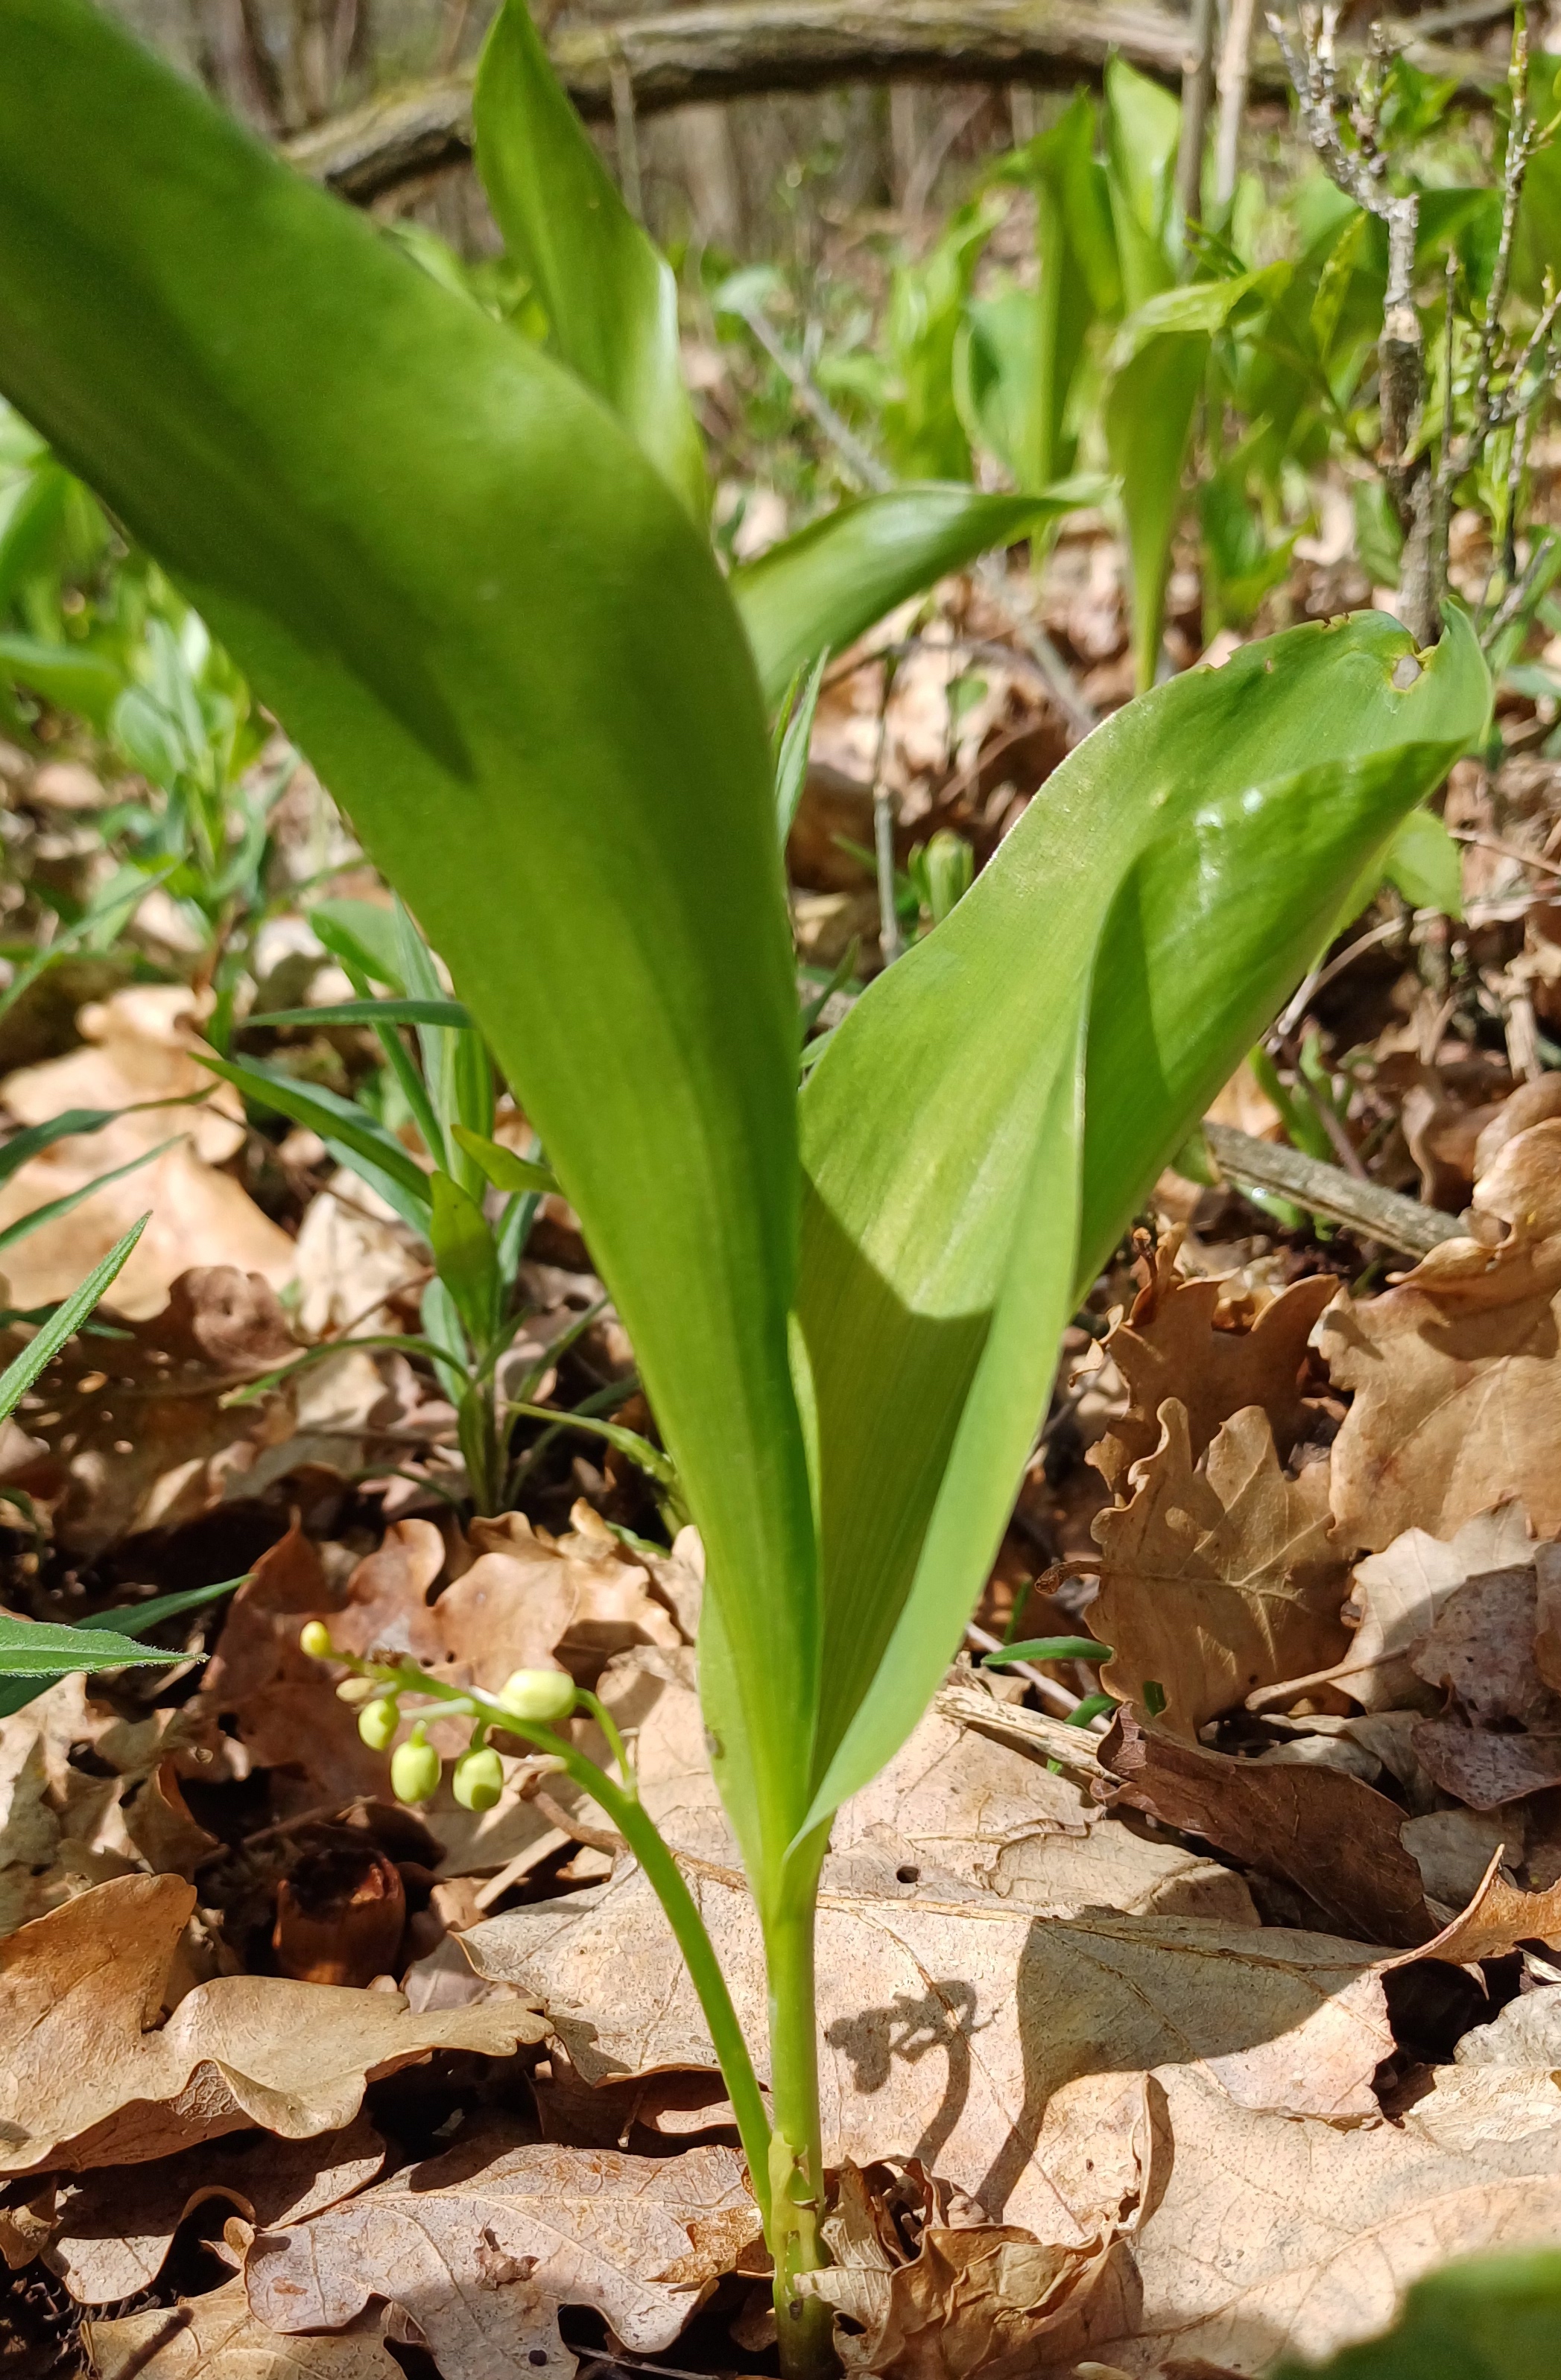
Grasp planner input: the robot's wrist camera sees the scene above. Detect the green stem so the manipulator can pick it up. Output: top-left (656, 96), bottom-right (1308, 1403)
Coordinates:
top-left (347, 1656), bottom-right (773, 2230)
top-left (764, 1841), bottom-right (835, 2379)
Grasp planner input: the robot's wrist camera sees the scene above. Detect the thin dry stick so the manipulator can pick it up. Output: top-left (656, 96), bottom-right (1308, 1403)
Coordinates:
top-left (609, 51), bottom-right (644, 221)
top-left (1215, 0), bottom-right (1259, 204)
top-left (1177, 0), bottom-right (1218, 234)
top-left (1203, 1118), bottom-right (1463, 1254)
top-left (870, 658), bottom-right (902, 966)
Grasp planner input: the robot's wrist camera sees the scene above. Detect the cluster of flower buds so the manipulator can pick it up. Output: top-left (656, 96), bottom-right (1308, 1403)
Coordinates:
top-left (297, 1619), bottom-right (581, 1809)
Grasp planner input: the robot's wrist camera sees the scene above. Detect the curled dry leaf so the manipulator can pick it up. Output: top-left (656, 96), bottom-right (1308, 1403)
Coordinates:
top-left (1092, 1400), bottom-right (1349, 1742)
top-left (247, 2128), bottom-right (764, 2380)
top-left (0, 1872), bottom-right (542, 2177)
top-left (1092, 1248), bottom-right (1334, 1493)
top-left (84, 2274), bottom-right (402, 2379)
top-left (1098, 1705), bottom-right (1432, 1947)
top-left (802, 2158), bottom-right (1133, 2380)
top-left (1324, 1122), bottom-right (1561, 1549)
top-left (1077, 2060), bottom-right (1561, 2373)
top-left (48, 2114), bottom-right (384, 2305)
top-left (466, 1857), bottom-right (1398, 2240)
top-left (1263, 1504), bottom-right (1539, 1715)
top-left (1409, 1844), bottom-right (1561, 1965)
top-left (0, 986), bottom-right (294, 1317)
top-left (0, 1266), bottom-right (300, 1556)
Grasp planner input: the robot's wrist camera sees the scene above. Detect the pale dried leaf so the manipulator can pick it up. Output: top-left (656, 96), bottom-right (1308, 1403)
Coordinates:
top-left (1092, 1403), bottom-right (1348, 1741)
top-left (1401, 1806), bottom-right (1521, 1908)
top-left (0, 987), bottom-right (294, 1318)
top-left (84, 2275), bottom-right (401, 2379)
top-left (1410, 1719), bottom-right (1561, 1809)
top-left (1077, 2060), bottom-right (1561, 2372)
top-left (835, 1709), bottom-right (1257, 1926)
top-left (0, 1873), bottom-right (542, 2176)
top-left (466, 1864), bottom-right (1396, 2238)
top-left (50, 2116), bottom-right (384, 2304)
top-left (247, 2130), bottom-right (762, 2380)
top-left (1454, 1984), bottom-right (1561, 2065)
top-left (1411, 1564), bottom-right (1561, 1727)
top-left (1308, 1505), bottom-right (1539, 1714)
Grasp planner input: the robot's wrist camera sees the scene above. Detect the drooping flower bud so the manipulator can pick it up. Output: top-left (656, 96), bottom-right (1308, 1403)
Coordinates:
top-left (358, 1697), bottom-right (400, 1752)
top-left (497, 1667), bottom-right (576, 1722)
top-left (452, 1745), bottom-right (504, 1812)
top-left (299, 1619), bottom-right (334, 1660)
top-left (390, 1725), bottom-right (440, 1804)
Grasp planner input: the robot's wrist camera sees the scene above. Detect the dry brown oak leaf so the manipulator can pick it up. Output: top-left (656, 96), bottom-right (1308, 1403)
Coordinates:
top-left (800, 2156), bottom-right (1133, 2380)
top-left (0, 1265), bottom-right (299, 1556)
top-left (1324, 1118), bottom-right (1561, 1549)
top-left (465, 1862), bottom-right (1397, 2243)
top-left (1091, 1247), bottom-right (1334, 1493)
top-left (199, 1505), bottom-right (679, 1838)
top-left (246, 2127), bottom-right (764, 2380)
top-left (0, 1669), bottom-right (224, 1940)
top-left (84, 2275), bottom-right (402, 2380)
top-left (47, 2115), bottom-right (384, 2305)
top-left (1073, 2058), bottom-right (1561, 2373)
top-left (0, 1872), bottom-right (542, 2177)
top-left (1098, 1704), bottom-right (1433, 1946)
top-left (1091, 1400), bottom-right (1349, 1742)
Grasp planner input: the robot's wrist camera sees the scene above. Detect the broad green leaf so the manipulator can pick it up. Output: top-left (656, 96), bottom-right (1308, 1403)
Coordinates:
top-left (0, 1570), bottom-right (244, 1716)
top-left (791, 612), bottom-right (1486, 1837)
top-left (0, 0), bottom-right (816, 1883)
top-left (198, 1052), bottom-right (434, 1219)
top-left (0, 1610), bottom-right (189, 1677)
top-left (1273, 2248), bottom-right (1561, 2378)
top-left (732, 483), bottom-right (1092, 708)
top-left (250, 997), bottom-right (472, 1030)
top-left (1103, 56), bottom-right (1180, 311)
top-left (1010, 91), bottom-right (1102, 488)
top-left (472, 0), bottom-right (706, 521)
top-left (429, 1168), bottom-right (501, 1349)
top-left (1106, 270), bottom-right (1283, 693)
top-left (0, 1212), bottom-right (147, 1426)
top-left (0, 630), bottom-right (122, 726)
top-left (879, 198), bottom-right (1001, 482)
top-left (452, 1123), bottom-right (558, 1197)
top-left (1383, 805), bottom-right (1464, 917)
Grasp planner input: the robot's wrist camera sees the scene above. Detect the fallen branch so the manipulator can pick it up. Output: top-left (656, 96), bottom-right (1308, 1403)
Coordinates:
top-left (1203, 1119), bottom-right (1463, 1258)
top-left (284, 0), bottom-right (1503, 203)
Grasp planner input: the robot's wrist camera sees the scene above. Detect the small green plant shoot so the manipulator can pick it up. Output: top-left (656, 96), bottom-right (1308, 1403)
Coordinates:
top-left (0, 1), bottom-right (1492, 2363)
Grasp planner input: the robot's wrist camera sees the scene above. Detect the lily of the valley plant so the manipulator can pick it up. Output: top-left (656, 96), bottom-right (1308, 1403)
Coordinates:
top-left (0, 1), bottom-right (1490, 2364)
